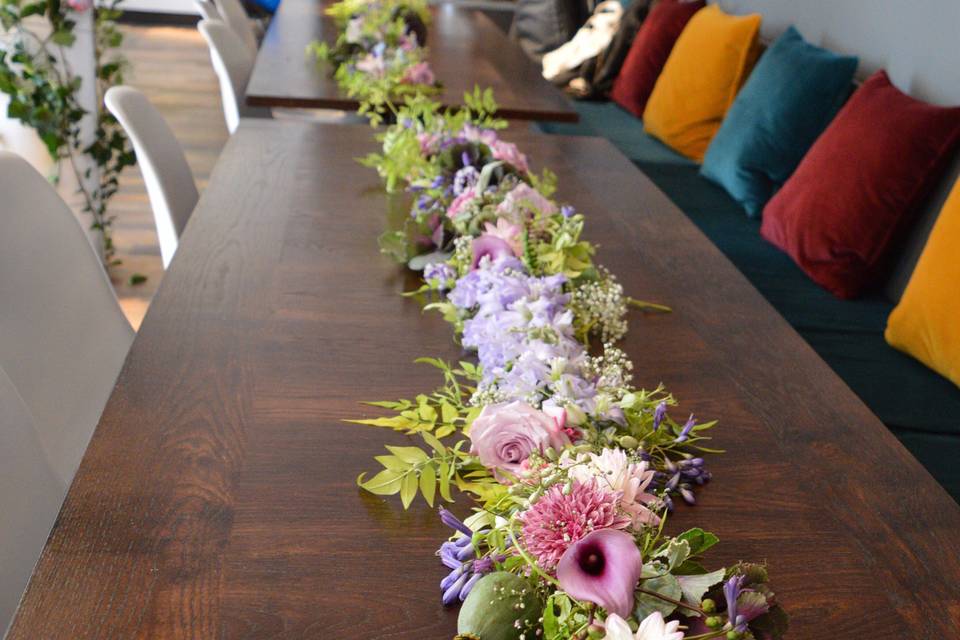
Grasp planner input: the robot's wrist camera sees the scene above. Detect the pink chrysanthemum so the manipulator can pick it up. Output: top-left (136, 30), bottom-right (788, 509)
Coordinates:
top-left (520, 480), bottom-right (630, 572)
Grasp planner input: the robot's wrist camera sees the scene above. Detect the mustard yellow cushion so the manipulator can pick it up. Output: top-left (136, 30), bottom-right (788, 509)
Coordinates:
top-left (642, 4), bottom-right (761, 162)
top-left (886, 179), bottom-right (960, 388)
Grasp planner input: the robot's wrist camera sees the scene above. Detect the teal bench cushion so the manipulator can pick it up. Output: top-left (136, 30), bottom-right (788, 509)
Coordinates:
top-left (535, 101), bottom-right (960, 498)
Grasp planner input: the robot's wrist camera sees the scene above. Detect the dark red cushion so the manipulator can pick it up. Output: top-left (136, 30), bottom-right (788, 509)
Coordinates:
top-left (760, 71), bottom-right (960, 299)
top-left (610, 0), bottom-right (705, 117)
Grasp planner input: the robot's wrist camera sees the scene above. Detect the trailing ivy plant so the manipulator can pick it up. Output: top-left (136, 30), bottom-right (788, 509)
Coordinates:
top-left (0, 0), bottom-right (136, 268)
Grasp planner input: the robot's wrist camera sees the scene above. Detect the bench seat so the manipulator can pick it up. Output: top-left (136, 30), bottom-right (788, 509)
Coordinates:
top-left (535, 100), bottom-right (960, 499)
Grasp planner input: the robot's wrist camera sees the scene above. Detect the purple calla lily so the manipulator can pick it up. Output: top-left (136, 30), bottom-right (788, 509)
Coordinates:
top-left (556, 528), bottom-right (642, 618)
top-left (471, 235), bottom-right (515, 270)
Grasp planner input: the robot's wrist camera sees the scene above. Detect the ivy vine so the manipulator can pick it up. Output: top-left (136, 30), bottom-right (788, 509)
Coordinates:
top-left (0, 0), bottom-right (135, 269)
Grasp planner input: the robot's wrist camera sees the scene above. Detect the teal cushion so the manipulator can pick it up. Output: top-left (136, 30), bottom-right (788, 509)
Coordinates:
top-left (700, 26), bottom-right (858, 217)
top-left (627, 150), bottom-right (960, 500)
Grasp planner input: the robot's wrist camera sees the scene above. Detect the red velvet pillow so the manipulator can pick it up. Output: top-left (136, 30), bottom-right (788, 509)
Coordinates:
top-left (610, 0), bottom-right (705, 117)
top-left (761, 71), bottom-right (960, 299)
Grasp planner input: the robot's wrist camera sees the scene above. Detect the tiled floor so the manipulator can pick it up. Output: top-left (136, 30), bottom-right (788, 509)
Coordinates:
top-left (111, 23), bottom-right (230, 329)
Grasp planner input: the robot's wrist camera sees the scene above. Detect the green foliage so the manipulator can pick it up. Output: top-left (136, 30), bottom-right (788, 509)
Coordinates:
top-left (0, 0), bottom-right (135, 267)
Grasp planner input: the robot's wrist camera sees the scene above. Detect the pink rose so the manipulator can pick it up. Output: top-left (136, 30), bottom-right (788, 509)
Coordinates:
top-left (402, 61), bottom-right (435, 85)
top-left (490, 140), bottom-right (530, 174)
top-left (447, 189), bottom-right (476, 218)
top-left (469, 401), bottom-right (571, 479)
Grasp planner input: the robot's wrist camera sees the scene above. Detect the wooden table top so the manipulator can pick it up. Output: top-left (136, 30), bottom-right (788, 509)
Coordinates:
top-left (9, 121), bottom-right (959, 639)
top-left (245, 0), bottom-right (579, 122)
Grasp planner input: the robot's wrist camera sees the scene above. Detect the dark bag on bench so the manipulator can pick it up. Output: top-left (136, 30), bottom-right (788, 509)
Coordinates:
top-left (571, 0), bottom-right (657, 98)
top-left (510, 0), bottom-right (593, 62)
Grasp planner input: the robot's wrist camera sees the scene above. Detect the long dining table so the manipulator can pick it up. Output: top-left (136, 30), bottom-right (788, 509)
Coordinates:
top-left (245, 0), bottom-right (579, 122)
top-left (8, 120), bottom-right (960, 638)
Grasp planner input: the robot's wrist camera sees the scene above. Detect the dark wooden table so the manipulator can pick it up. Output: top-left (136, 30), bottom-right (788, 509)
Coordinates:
top-left (9, 121), bottom-right (959, 638)
top-left (245, 0), bottom-right (579, 122)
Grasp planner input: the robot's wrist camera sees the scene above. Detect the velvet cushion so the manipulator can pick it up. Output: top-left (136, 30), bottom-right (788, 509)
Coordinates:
top-left (642, 4), bottom-right (761, 162)
top-left (886, 176), bottom-right (960, 388)
top-left (700, 26), bottom-right (858, 217)
top-left (761, 71), bottom-right (960, 299)
top-left (609, 0), bottom-right (704, 118)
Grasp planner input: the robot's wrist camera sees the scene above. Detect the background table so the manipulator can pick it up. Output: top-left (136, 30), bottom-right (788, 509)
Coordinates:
top-left (246, 0), bottom-right (579, 122)
top-left (8, 121), bottom-right (959, 638)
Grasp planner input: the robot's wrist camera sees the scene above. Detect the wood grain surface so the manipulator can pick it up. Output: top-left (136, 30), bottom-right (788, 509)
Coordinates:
top-left (245, 0), bottom-right (579, 122)
top-left (8, 121), bottom-right (959, 639)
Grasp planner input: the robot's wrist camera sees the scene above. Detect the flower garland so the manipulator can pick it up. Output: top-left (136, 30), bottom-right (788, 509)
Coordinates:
top-left (320, 5), bottom-right (788, 638)
top-left (307, 0), bottom-right (438, 122)
top-left (347, 93), bottom-right (789, 640)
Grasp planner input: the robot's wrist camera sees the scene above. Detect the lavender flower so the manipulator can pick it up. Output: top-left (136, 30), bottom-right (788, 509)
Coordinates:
top-left (724, 575), bottom-right (748, 632)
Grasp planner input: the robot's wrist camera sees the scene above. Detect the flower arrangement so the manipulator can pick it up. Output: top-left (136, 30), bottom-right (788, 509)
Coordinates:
top-left (348, 91), bottom-right (789, 640)
top-left (307, 0), bottom-right (438, 121)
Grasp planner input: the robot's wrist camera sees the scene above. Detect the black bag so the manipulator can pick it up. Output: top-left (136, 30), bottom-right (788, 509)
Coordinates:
top-left (509, 0), bottom-right (594, 62)
top-left (570, 0), bottom-right (657, 99)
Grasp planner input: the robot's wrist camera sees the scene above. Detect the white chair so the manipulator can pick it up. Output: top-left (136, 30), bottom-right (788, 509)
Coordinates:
top-left (0, 151), bottom-right (135, 488)
top-left (214, 0), bottom-right (259, 56)
top-left (0, 366), bottom-right (65, 636)
top-left (195, 0), bottom-right (222, 21)
top-left (198, 19), bottom-right (272, 134)
top-left (105, 86), bottom-right (199, 269)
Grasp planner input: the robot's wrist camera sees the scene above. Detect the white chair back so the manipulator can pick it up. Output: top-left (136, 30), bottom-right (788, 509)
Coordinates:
top-left (199, 19), bottom-right (269, 134)
top-left (0, 366), bottom-right (64, 637)
top-left (195, 0), bottom-right (222, 21)
top-left (105, 86), bottom-right (199, 268)
top-left (0, 151), bottom-right (134, 487)
top-left (214, 0), bottom-right (258, 56)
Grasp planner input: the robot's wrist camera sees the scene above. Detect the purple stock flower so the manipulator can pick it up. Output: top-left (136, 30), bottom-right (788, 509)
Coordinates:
top-left (556, 528), bottom-right (642, 618)
top-left (425, 262), bottom-right (457, 290)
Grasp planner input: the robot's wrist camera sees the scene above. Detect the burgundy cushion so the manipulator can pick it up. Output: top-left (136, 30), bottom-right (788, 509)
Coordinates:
top-left (760, 71), bottom-right (960, 299)
top-left (610, 0), bottom-right (705, 117)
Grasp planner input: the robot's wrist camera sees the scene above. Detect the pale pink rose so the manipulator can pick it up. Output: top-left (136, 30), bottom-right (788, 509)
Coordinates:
top-left (490, 140), bottom-right (530, 174)
top-left (460, 124), bottom-right (499, 147)
top-left (446, 189), bottom-right (476, 218)
top-left (402, 61), bottom-right (435, 85)
top-left (496, 183), bottom-right (558, 223)
top-left (67, 0), bottom-right (93, 11)
top-left (469, 401), bottom-right (571, 480)
top-left (482, 218), bottom-right (523, 257)
top-left (418, 132), bottom-right (442, 156)
top-left (356, 53), bottom-right (386, 78)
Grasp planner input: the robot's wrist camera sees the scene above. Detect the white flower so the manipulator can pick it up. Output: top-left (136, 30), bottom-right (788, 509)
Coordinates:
top-left (566, 448), bottom-right (660, 527)
top-left (603, 613), bottom-right (685, 640)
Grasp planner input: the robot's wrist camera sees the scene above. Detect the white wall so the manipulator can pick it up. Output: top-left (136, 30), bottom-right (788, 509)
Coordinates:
top-left (716, 0), bottom-right (960, 298)
top-left (716, 0), bottom-right (960, 107)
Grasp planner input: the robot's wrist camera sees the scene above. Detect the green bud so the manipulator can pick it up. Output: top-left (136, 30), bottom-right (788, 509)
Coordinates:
top-left (726, 631), bottom-right (741, 640)
top-left (705, 617), bottom-right (722, 629)
top-left (618, 435), bottom-right (639, 449)
top-left (701, 598), bottom-right (716, 613)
